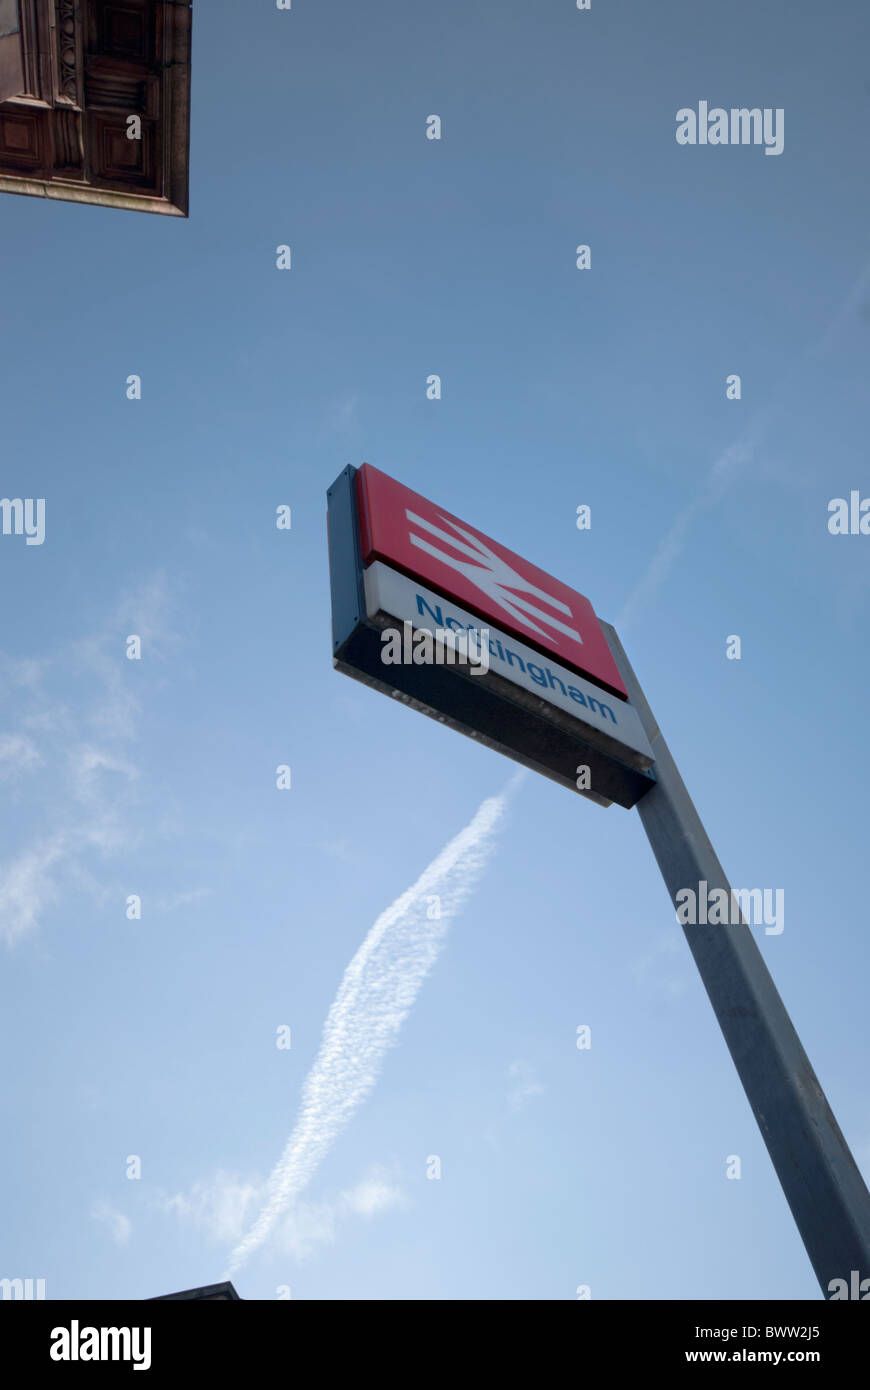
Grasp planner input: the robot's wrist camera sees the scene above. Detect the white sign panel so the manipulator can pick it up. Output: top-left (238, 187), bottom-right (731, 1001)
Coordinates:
top-left (363, 561), bottom-right (654, 765)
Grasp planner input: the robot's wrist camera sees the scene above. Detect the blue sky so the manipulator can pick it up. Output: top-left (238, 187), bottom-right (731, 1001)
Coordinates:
top-left (1, 0), bottom-right (869, 1300)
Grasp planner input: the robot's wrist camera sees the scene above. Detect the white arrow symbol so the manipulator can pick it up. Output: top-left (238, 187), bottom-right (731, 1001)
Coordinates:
top-left (406, 509), bottom-right (583, 647)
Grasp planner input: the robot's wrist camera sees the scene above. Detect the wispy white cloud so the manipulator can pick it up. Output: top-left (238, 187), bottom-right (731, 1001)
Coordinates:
top-left (315, 837), bottom-right (369, 867)
top-left (506, 1059), bottom-right (545, 1113)
top-left (91, 1201), bottom-right (132, 1247)
top-left (68, 573), bottom-right (174, 743)
top-left (67, 745), bottom-right (140, 805)
top-left (162, 1166), bottom-right (407, 1262)
top-left (156, 888), bottom-right (214, 914)
top-left (162, 1171), bottom-right (262, 1247)
top-left (0, 574), bottom-right (174, 947)
top-left (0, 733), bottom-right (42, 781)
top-left (339, 1170), bottom-right (406, 1220)
top-left (327, 391), bottom-right (361, 441)
top-left (0, 835), bottom-right (67, 946)
top-left (617, 257), bottom-right (870, 630)
top-left (278, 1171), bottom-right (408, 1261)
top-left (617, 426), bottom-right (767, 631)
top-left (224, 774), bottom-right (523, 1276)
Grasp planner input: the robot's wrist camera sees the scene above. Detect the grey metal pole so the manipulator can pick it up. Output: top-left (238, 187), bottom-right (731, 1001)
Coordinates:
top-left (601, 621), bottom-right (870, 1297)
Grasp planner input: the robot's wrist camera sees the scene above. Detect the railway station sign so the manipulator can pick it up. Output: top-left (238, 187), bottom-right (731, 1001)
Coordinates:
top-left (327, 463), bottom-right (656, 809)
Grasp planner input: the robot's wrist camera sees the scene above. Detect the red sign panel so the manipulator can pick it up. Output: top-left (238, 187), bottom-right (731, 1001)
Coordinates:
top-left (355, 463), bottom-right (628, 700)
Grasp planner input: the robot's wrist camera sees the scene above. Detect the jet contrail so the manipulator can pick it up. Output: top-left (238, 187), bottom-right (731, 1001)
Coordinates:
top-left (225, 771), bottom-right (523, 1275)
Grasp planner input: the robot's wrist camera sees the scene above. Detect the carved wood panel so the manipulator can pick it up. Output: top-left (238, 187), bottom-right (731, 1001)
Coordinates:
top-left (0, 0), bottom-right (190, 215)
top-left (0, 1), bottom-right (26, 105)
